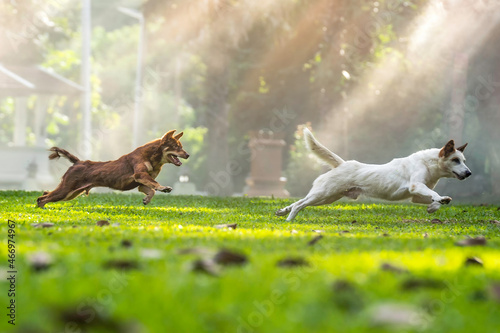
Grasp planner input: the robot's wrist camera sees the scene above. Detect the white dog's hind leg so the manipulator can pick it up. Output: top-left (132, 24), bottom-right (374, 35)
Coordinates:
top-left (285, 194), bottom-right (342, 221)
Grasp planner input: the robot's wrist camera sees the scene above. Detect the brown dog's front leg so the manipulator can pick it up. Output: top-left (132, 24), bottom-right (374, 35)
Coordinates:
top-left (139, 185), bottom-right (155, 205)
top-left (133, 172), bottom-right (172, 194)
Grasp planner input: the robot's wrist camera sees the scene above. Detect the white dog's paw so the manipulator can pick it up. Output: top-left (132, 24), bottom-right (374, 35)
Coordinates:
top-left (275, 208), bottom-right (287, 217)
top-left (427, 201), bottom-right (441, 213)
top-left (439, 196), bottom-right (452, 205)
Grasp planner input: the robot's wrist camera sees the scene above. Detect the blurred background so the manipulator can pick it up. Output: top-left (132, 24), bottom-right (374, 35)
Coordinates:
top-left (0, 0), bottom-right (499, 202)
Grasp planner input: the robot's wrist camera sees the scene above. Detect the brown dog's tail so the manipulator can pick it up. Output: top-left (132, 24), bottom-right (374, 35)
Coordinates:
top-left (48, 147), bottom-right (80, 164)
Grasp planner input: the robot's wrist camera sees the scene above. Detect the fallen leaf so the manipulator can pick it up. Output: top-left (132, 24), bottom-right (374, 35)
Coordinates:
top-left (28, 252), bottom-right (53, 272)
top-left (57, 308), bottom-right (127, 331)
top-left (312, 229), bottom-right (324, 233)
top-left (455, 236), bottom-right (487, 247)
top-left (96, 220), bottom-right (110, 227)
top-left (177, 247), bottom-right (214, 256)
top-left (490, 283), bottom-right (500, 302)
top-left (277, 257), bottom-right (310, 268)
top-left (369, 303), bottom-right (428, 328)
top-left (103, 259), bottom-right (138, 270)
top-left (308, 235), bottom-right (323, 246)
top-left (489, 220), bottom-right (500, 225)
top-left (431, 219), bottom-right (443, 224)
top-left (380, 263), bottom-right (408, 274)
top-left (32, 223), bottom-right (54, 228)
top-left (469, 290), bottom-right (488, 302)
top-left (140, 249), bottom-right (163, 259)
top-left (213, 249), bottom-right (248, 266)
top-left (121, 240), bottom-right (133, 248)
top-left (351, 220), bottom-right (357, 224)
top-left (214, 223), bottom-right (237, 229)
top-left (401, 278), bottom-right (444, 291)
top-left (382, 233), bottom-right (390, 237)
top-left (423, 233), bottom-right (429, 238)
top-left (465, 257), bottom-right (483, 267)
top-left (332, 280), bottom-right (364, 312)
top-left (192, 259), bottom-right (219, 276)
top-left (340, 230), bottom-right (350, 234)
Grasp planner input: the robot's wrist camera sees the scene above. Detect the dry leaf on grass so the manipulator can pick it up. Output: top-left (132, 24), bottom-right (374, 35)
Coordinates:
top-left (213, 249), bottom-right (248, 266)
top-left (308, 235), bottom-right (323, 246)
top-left (103, 259), bottom-right (139, 270)
top-left (214, 223), bottom-right (237, 229)
top-left (369, 303), bottom-right (428, 328)
top-left (381, 263), bottom-right (408, 274)
top-left (455, 236), bottom-right (487, 247)
top-left (192, 259), bottom-right (219, 276)
top-left (490, 283), bottom-right (500, 302)
top-left (121, 240), bottom-right (133, 248)
top-left (401, 278), bottom-right (444, 291)
top-left (177, 247), bottom-right (214, 256)
top-left (32, 223), bottom-right (54, 228)
top-left (28, 252), bottom-right (53, 272)
top-left (465, 257), bottom-right (483, 267)
top-left (277, 257), bottom-right (310, 268)
top-left (96, 220), bottom-right (109, 226)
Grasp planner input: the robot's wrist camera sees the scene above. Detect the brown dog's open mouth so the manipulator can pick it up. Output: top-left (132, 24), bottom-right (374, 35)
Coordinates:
top-left (168, 154), bottom-right (182, 166)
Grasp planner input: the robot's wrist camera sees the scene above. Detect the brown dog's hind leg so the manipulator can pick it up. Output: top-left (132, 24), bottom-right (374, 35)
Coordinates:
top-left (138, 185), bottom-right (155, 205)
top-left (36, 184), bottom-right (91, 208)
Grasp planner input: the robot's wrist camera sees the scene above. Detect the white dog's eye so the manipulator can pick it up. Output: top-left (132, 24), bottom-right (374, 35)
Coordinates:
top-left (452, 158), bottom-right (460, 164)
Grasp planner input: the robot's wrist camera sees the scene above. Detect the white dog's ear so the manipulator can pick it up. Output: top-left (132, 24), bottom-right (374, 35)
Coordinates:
top-left (439, 140), bottom-right (455, 158)
top-left (456, 143), bottom-right (468, 153)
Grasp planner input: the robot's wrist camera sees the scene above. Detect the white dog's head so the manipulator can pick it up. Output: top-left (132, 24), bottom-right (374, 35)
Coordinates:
top-left (438, 140), bottom-right (471, 180)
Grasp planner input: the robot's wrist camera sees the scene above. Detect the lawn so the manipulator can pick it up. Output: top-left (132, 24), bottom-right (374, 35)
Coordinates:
top-left (1, 190), bottom-right (499, 333)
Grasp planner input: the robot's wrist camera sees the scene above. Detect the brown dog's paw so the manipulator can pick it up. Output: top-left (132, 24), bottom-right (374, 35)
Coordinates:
top-left (36, 198), bottom-right (46, 208)
top-left (157, 186), bottom-right (172, 193)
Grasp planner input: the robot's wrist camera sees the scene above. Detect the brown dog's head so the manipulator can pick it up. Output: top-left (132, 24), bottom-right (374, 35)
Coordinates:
top-left (160, 130), bottom-right (189, 166)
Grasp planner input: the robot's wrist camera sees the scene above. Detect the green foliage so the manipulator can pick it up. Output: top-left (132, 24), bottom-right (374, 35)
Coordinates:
top-left (285, 124), bottom-right (323, 197)
top-left (0, 191), bottom-right (499, 332)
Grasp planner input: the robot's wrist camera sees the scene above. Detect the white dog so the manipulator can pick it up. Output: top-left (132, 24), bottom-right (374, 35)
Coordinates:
top-left (276, 128), bottom-right (471, 221)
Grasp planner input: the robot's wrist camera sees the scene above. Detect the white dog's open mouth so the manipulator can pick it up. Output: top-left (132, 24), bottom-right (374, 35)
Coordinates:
top-left (168, 154), bottom-right (182, 166)
top-left (453, 171), bottom-right (465, 180)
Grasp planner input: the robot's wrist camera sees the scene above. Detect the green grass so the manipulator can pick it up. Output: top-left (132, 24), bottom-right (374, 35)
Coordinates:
top-left (1, 190), bottom-right (499, 333)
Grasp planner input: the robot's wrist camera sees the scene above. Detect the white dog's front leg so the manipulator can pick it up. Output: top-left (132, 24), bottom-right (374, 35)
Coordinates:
top-left (409, 182), bottom-right (452, 213)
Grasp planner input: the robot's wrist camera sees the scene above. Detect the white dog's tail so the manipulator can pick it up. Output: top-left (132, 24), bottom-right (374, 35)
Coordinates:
top-left (304, 128), bottom-right (345, 168)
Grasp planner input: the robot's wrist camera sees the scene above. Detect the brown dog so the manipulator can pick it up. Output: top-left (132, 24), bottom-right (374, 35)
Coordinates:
top-left (37, 130), bottom-right (189, 207)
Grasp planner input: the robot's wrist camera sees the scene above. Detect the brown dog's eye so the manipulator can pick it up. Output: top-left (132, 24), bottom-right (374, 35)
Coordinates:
top-left (452, 158), bottom-right (460, 164)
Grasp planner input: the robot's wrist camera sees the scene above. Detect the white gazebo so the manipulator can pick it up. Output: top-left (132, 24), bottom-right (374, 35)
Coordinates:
top-left (0, 63), bottom-right (83, 190)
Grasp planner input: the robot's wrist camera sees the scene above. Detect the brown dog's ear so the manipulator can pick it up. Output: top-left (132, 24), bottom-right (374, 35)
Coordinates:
top-left (174, 132), bottom-right (183, 140)
top-left (456, 143), bottom-right (468, 153)
top-left (161, 130), bottom-right (176, 143)
top-left (439, 140), bottom-right (455, 158)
